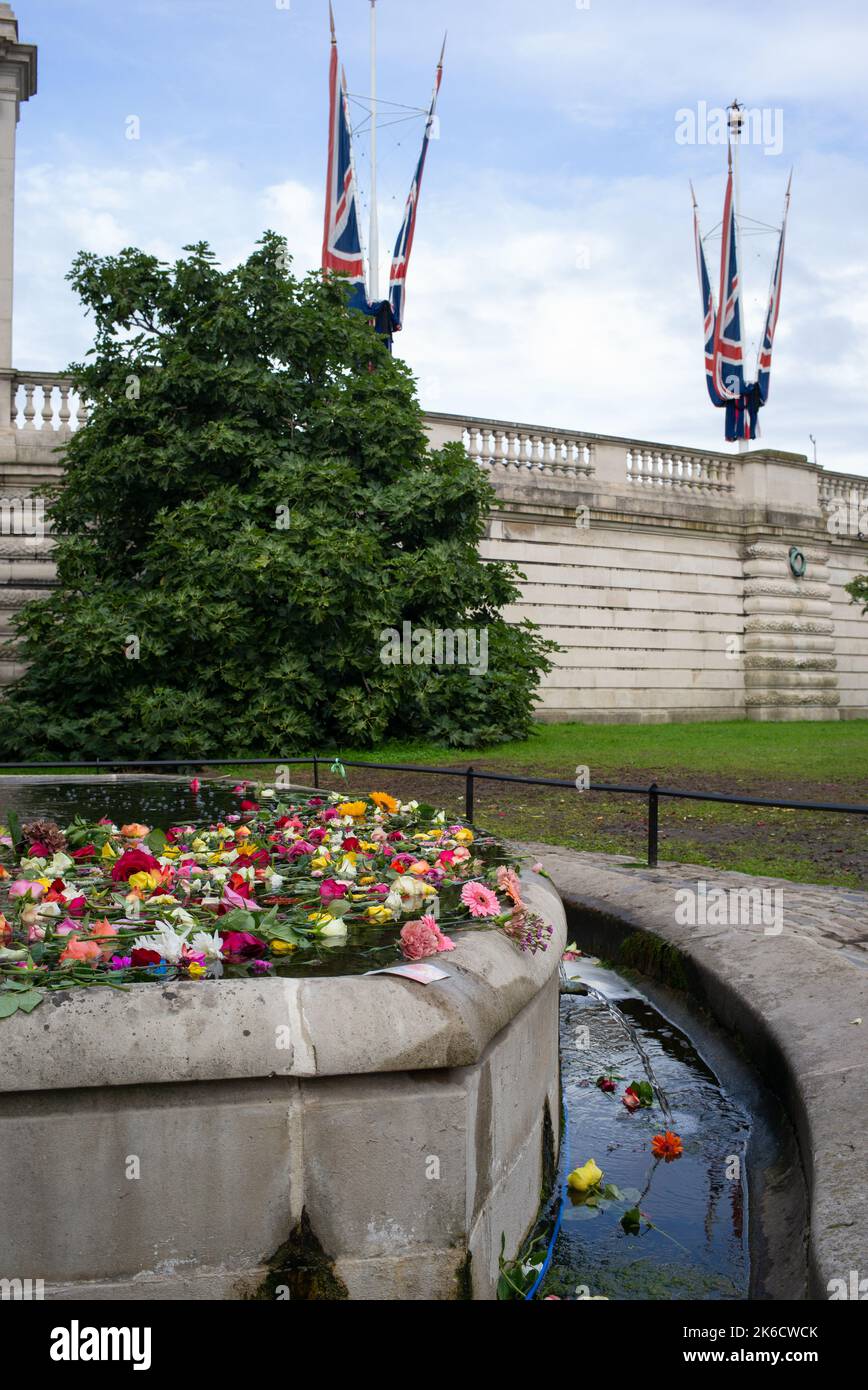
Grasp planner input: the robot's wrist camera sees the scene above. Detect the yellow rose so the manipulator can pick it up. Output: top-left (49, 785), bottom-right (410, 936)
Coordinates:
top-left (567, 1159), bottom-right (603, 1193)
top-left (129, 871), bottom-right (158, 892)
top-left (359, 875), bottom-right (375, 885)
top-left (310, 856), bottom-right (329, 870)
top-left (365, 905), bottom-right (393, 924)
top-left (271, 940), bottom-right (296, 955)
top-left (454, 829), bottom-right (474, 844)
top-left (101, 842), bottom-right (118, 860)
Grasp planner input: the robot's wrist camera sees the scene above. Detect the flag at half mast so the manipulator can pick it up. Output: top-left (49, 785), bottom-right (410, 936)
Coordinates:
top-left (388, 36), bottom-right (446, 332)
top-left (692, 113), bottom-right (792, 443)
top-left (322, 1), bottom-right (368, 315)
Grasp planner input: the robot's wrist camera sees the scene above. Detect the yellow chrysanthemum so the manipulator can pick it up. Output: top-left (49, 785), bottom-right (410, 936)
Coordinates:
top-left (337, 802), bottom-right (367, 819)
top-left (454, 829), bottom-right (474, 844)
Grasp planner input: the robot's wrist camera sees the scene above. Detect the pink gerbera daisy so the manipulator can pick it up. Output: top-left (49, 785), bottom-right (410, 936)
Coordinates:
top-left (460, 881), bottom-right (500, 919)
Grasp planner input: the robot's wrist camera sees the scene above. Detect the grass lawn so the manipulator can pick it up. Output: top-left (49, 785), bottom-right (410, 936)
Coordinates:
top-left (1, 721), bottom-right (865, 887)
top-left (219, 720), bottom-right (868, 890)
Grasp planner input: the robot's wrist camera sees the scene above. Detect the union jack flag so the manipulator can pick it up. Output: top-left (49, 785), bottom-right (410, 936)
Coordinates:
top-left (388, 41), bottom-right (445, 331)
top-left (693, 152), bottom-right (790, 442)
top-left (757, 173), bottom-right (791, 408)
top-left (692, 184), bottom-right (725, 408)
top-left (322, 7), bottom-right (368, 315)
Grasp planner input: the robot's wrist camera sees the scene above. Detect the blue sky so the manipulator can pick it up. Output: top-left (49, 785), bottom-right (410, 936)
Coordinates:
top-left (12, 0), bottom-right (868, 473)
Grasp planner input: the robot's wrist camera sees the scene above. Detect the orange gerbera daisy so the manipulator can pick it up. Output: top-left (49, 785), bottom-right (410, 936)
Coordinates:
top-left (651, 1131), bottom-right (684, 1161)
top-left (370, 791), bottom-right (399, 814)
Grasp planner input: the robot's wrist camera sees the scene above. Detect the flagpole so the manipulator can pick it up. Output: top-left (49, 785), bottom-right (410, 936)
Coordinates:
top-left (729, 100), bottom-right (749, 452)
top-left (369, 0), bottom-right (380, 303)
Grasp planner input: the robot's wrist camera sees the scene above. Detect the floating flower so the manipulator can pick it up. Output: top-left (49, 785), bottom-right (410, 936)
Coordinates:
top-left (58, 935), bottom-right (101, 966)
top-left (622, 1087), bottom-right (642, 1113)
top-left (651, 1131), bottom-right (684, 1161)
top-left (189, 930), bottom-right (224, 961)
top-left (567, 1159), bottom-right (603, 1193)
top-left (460, 881), bottom-right (501, 919)
top-left (400, 915), bottom-right (455, 961)
top-left (8, 879), bottom-right (44, 900)
top-left (120, 824), bottom-right (150, 842)
top-left (111, 849), bottom-right (161, 884)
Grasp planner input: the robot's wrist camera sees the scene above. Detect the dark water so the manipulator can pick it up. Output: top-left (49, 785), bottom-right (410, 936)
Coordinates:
top-left (541, 962), bottom-right (751, 1300)
top-left (0, 777), bottom-right (244, 828)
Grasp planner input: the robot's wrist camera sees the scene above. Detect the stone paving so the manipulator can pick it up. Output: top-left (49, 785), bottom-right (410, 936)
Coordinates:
top-left (512, 843), bottom-right (868, 965)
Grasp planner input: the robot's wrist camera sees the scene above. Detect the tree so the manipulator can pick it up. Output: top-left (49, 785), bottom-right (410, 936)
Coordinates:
top-left (846, 575), bottom-right (868, 614)
top-left (0, 234), bottom-right (554, 759)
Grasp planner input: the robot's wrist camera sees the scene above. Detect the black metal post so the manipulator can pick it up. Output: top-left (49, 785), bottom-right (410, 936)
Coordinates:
top-left (312, 755), bottom-right (319, 789)
top-left (647, 782), bottom-right (659, 867)
top-left (465, 766), bottom-right (475, 823)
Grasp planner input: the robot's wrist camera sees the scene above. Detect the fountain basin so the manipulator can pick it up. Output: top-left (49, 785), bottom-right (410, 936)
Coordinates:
top-left (1, 873), bottom-right (565, 1300)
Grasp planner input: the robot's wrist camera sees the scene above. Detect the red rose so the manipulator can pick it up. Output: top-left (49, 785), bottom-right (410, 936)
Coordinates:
top-left (342, 837), bottom-right (361, 852)
top-left (71, 844), bottom-right (96, 860)
top-left (111, 849), bottom-right (161, 883)
top-left (219, 931), bottom-right (267, 960)
top-left (240, 800), bottom-right (259, 813)
top-left (131, 948), bottom-right (162, 967)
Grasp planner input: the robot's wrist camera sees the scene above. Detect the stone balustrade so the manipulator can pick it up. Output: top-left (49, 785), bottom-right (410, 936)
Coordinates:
top-left (8, 370), bottom-right (88, 434)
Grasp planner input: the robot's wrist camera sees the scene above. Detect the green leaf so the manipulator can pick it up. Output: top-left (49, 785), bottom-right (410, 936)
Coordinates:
top-left (146, 827), bottom-right (168, 855)
top-left (621, 1207), bottom-right (642, 1235)
top-left (6, 809), bottom-right (22, 854)
top-left (14, 989), bottom-right (44, 1014)
top-left (0, 993), bottom-right (20, 1018)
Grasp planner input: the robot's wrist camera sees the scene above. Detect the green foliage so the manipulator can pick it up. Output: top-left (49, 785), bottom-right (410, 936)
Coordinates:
top-left (846, 574), bottom-right (868, 613)
top-left (0, 234), bottom-right (554, 758)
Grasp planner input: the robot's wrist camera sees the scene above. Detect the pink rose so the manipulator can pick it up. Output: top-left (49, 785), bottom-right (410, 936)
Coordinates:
top-left (9, 880), bottom-right (44, 900)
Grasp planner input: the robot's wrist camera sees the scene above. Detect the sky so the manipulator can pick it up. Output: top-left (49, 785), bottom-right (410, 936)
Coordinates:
top-left (10, 0), bottom-right (868, 475)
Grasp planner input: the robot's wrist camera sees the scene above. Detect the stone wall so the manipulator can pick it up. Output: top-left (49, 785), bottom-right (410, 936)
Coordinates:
top-left (427, 413), bottom-right (868, 723)
top-left (0, 393), bottom-right (867, 723)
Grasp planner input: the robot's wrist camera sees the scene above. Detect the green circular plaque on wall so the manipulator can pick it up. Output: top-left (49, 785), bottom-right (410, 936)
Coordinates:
top-left (788, 546), bottom-right (807, 579)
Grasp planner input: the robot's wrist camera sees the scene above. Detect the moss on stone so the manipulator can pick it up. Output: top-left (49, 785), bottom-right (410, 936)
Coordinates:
top-left (257, 1209), bottom-right (350, 1301)
top-left (619, 931), bottom-right (690, 992)
top-left (453, 1251), bottom-right (473, 1301)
